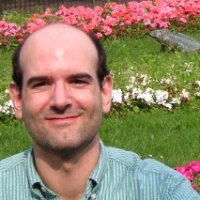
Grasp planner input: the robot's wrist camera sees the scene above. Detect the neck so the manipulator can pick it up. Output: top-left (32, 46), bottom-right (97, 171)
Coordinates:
top-left (33, 136), bottom-right (100, 199)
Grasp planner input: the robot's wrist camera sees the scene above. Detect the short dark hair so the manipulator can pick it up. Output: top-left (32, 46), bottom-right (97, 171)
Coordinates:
top-left (12, 27), bottom-right (109, 91)
top-left (12, 42), bottom-right (23, 91)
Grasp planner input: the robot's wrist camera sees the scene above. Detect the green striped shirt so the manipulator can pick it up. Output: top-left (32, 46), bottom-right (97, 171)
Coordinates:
top-left (0, 143), bottom-right (200, 200)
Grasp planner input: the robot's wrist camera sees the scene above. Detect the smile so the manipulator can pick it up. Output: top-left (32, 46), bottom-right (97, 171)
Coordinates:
top-left (45, 115), bottom-right (81, 125)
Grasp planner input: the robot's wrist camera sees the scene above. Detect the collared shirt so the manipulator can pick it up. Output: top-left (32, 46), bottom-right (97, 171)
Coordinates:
top-left (0, 143), bottom-right (200, 200)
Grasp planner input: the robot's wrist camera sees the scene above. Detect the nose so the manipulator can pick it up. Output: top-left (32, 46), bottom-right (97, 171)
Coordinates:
top-left (50, 82), bottom-right (72, 113)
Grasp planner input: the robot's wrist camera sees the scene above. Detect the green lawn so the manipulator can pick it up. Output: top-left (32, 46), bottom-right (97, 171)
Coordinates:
top-left (0, 32), bottom-right (200, 167)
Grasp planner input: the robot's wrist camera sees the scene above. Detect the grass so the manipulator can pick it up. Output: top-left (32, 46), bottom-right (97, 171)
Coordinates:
top-left (101, 109), bottom-right (200, 167)
top-left (1, 31), bottom-right (200, 167)
top-left (104, 34), bottom-right (200, 89)
top-left (0, 50), bottom-right (12, 91)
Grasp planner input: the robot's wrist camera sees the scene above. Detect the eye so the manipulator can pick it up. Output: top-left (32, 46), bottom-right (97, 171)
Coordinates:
top-left (32, 82), bottom-right (47, 88)
top-left (30, 81), bottom-right (51, 90)
top-left (68, 73), bottom-right (93, 87)
top-left (71, 79), bottom-right (88, 85)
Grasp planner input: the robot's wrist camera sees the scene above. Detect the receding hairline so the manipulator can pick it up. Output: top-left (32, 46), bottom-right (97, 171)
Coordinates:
top-left (21, 23), bottom-right (97, 52)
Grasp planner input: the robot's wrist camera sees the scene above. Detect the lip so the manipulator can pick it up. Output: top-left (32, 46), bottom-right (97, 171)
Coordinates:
top-left (45, 115), bottom-right (81, 125)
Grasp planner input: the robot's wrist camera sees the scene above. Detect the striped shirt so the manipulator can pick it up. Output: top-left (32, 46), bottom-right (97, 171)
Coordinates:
top-left (0, 142), bottom-right (200, 200)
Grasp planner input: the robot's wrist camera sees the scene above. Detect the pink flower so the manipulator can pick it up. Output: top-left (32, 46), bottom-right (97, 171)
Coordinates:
top-left (179, 17), bottom-right (188, 24)
top-left (176, 166), bottom-right (194, 181)
top-left (187, 162), bottom-right (200, 174)
top-left (56, 5), bottom-right (69, 16)
top-left (18, 38), bottom-right (24, 43)
top-left (176, 161), bottom-right (200, 191)
top-left (95, 32), bottom-right (103, 39)
top-left (192, 183), bottom-right (199, 191)
top-left (176, 166), bottom-right (187, 174)
top-left (103, 16), bottom-right (119, 26)
top-left (82, 23), bottom-right (96, 32)
top-left (94, 6), bottom-right (103, 15)
top-left (61, 15), bottom-right (78, 25)
top-left (43, 7), bottom-right (53, 17)
top-left (102, 25), bottom-right (112, 36)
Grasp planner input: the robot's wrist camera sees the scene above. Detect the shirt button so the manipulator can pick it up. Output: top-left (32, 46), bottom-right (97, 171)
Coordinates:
top-left (41, 187), bottom-right (46, 193)
top-left (91, 193), bottom-right (97, 199)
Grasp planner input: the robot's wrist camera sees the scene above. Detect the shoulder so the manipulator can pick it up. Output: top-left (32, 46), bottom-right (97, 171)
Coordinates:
top-left (0, 149), bottom-right (31, 173)
top-left (105, 147), bottom-right (200, 199)
top-left (106, 146), bottom-right (140, 168)
top-left (106, 146), bottom-right (184, 179)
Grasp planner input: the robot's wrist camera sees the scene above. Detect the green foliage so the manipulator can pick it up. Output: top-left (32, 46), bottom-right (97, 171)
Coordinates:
top-left (2, 11), bottom-right (31, 25)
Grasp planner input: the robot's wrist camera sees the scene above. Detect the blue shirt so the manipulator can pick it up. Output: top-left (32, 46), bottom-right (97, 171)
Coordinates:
top-left (0, 143), bottom-right (200, 199)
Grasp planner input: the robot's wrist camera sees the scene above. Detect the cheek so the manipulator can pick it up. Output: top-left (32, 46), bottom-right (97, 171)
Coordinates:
top-left (74, 89), bottom-right (102, 109)
top-left (22, 91), bottom-right (51, 115)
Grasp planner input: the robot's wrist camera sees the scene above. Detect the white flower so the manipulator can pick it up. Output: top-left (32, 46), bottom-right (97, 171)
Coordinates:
top-left (0, 100), bottom-right (15, 116)
top-left (162, 103), bottom-right (172, 110)
top-left (4, 110), bottom-right (10, 115)
top-left (180, 89), bottom-right (190, 101)
top-left (137, 88), bottom-right (155, 105)
top-left (131, 87), bottom-right (142, 99)
top-left (194, 91), bottom-right (200, 97)
top-left (193, 80), bottom-right (200, 87)
top-left (155, 90), bottom-right (169, 104)
top-left (184, 62), bottom-right (193, 68)
top-left (124, 92), bottom-right (130, 101)
top-left (184, 62), bottom-right (193, 74)
top-left (4, 100), bottom-right (14, 108)
top-left (160, 78), bottom-right (173, 85)
top-left (130, 76), bottom-right (136, 84)
top-left (185, 69), bottom-right (192, 74)
top-left (112, 89), bottom-right (123, 104)
top-left (125, 85), bottom-right (133, 90)
top-left (139, 74), bottom-right (150, 86)
top-left (145, 87), bottom-right (154, 94)
top-left (4, 89), bottom-right (9, 94)
top-left (137, 92), bottom-right (154, 105)
top-left (170, 98), bottom-right (181, 105)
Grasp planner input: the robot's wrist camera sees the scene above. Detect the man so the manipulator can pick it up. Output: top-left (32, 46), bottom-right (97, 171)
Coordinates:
top-left (0, 23), bottom-right (199, 200)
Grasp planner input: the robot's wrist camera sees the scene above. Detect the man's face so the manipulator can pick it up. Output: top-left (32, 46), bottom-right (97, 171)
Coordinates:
top-left (10, 26), bottom-right (112, 154)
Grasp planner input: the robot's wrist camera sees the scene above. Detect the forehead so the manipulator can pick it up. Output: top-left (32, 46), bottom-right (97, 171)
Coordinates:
top-left (20, 25), bottom-right (98, 76)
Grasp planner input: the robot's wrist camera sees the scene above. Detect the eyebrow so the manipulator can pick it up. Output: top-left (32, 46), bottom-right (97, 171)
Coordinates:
top-left (26, 76), bottom-right (50, 87)
top-left (68, 73), bottom-right (93, 81)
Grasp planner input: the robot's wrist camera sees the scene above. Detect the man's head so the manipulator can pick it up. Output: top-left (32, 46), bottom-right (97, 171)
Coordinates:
top-left (9, 24), bottom-right (113, 155)
top-left (12, 24), bottom-right (109, 91)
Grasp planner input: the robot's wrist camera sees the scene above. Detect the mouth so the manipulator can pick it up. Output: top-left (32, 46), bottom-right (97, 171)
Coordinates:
top-left (45, 115), bottom-right (81, 125)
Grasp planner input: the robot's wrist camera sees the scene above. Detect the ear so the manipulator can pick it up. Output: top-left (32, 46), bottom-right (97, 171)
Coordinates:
top-left (9, 82), bottom-right (23, 120)
top-left (101, 76), bottom-right (113, 114)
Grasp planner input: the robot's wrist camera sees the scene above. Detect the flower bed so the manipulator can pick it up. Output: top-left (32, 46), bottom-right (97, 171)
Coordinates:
top-left (0, 0), bottom-right (200, 47)
top-left (111, 68), bottom-right (200, 111)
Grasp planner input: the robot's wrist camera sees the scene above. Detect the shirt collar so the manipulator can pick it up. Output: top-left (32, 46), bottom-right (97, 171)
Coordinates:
top-left (26, 149), bottom-right (41, 186)
top-left (89, 141), bottom-right (109, 185)
top-left (26, 149), bottom-right (57, 199)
